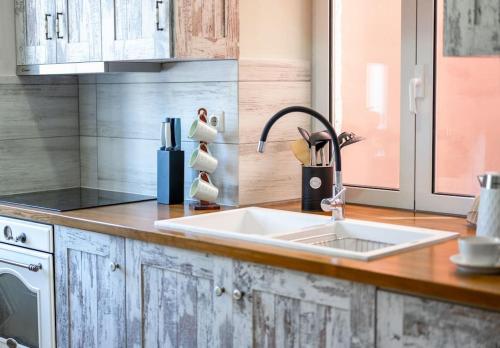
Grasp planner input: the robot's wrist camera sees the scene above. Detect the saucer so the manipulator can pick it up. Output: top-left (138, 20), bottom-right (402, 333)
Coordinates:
top-left (450, 254), bottom-right (500, 274)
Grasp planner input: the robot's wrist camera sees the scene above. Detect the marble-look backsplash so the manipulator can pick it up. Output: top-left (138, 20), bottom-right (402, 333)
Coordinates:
top-left (78, 61), bottom-right (240, 206)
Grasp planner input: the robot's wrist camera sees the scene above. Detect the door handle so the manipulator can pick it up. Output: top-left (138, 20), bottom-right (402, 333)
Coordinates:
top-left (0, 258), bottom-right (42, 272)
top-left (156, 0), bottom-right (164, 31)
top-left (56, 12), bottom-right (64, 39)
top-left (45, 14), bottom-right (52, 40)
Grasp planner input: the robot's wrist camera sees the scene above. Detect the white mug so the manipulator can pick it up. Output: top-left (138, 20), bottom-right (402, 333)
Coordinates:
top-left (189, 143), bottom-right (218, 173)
top-left (188, 119), bottom-right (217, 143)
top-left (458, 236), bottom-right (500, 266)
top-left (190, 172), bottom-right (219, 202)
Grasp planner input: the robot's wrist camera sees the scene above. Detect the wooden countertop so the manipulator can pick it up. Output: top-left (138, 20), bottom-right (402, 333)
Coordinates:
top-left (1, 200), bottom-right (499, 312)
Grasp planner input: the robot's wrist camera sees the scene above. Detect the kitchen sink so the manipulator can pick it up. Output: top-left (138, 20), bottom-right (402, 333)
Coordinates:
top-left (155, 207), bottom-right (458, 260)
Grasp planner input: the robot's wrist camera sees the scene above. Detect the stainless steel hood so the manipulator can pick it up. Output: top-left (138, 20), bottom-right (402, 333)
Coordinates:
top-left (16, 61), bottom-right (162, 75)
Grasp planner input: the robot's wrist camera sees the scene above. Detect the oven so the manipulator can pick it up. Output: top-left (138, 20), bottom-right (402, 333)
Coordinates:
top-left (0, 217), bottom-right (55, 348)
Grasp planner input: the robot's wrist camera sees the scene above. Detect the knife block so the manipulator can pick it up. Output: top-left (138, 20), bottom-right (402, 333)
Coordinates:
top-left (302, 166), bottom-right (333, 211)
top-left (157, 149), bottom-right (184, 205)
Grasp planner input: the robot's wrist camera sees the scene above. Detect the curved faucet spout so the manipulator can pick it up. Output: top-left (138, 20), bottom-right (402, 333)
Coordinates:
top-left (257, 106), bottom-right (345, 220)
top-left (257, 106), bottom-right (342, 173)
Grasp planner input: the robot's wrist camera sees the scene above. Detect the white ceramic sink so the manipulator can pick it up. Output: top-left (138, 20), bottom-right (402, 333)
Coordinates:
top-left (155, 207), bottom-right (458, 261)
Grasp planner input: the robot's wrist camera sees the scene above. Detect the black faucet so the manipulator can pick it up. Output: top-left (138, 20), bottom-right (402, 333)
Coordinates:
top-left (257, 106), bottom-right (346, 220)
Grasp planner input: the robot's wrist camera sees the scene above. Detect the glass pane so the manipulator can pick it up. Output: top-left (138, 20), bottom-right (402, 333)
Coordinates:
top-left (333, 0), bottom-right (401, 189)
top-left (0, 273), bottom-right (39, 348)
top-left (434, 0), bottom-right (500, 196)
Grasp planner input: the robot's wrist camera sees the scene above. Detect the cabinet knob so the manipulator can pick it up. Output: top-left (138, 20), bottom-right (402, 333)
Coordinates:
top-left (232, 289), bottom-right (244, 301)
top-left (3, 226), bottom-right (13, 240)
top-left (15, 233), bottom-right (27, 243)
top-left (214, 286), bottom-right (225, 297)
top-left (110, 262), bottom-right (120, 272)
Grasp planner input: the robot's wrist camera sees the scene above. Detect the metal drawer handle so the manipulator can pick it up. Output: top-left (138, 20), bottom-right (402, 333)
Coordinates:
top-left (110, 262), bottom-right (120, 272)
top-left (56, 12), bottom-right (64, 39)
top-left (0, 258), bottom-right (42, 272)
top-left (156, 0), bottom-right (164, 31)
top-left (45, 14), bottom-right (52, 40)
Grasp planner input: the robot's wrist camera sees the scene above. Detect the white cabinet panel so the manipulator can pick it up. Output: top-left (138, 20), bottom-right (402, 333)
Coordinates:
top-left (55, 0), bottom-right (102, 62)
top-left (102, 0), bottom-right (172, 60)
top-left (15, 0), bottom-right (57, 65)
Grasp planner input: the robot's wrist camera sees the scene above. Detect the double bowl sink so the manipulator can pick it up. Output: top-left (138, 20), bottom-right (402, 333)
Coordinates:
top-left (155, 207), bottom-right (458, 261)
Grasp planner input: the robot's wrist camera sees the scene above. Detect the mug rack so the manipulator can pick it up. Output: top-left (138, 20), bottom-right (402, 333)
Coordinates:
top-left (189, 108), bottom-right (220, 211)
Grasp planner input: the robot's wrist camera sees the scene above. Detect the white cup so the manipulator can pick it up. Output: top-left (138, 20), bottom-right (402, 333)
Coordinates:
top-left (190, 172), bottom-right (219, 202)
top-left (189, 143), bottom-right (218, 173)
top-left (188, 119), bottom-right (217, 143)
top-left (458, 236), bottom-right (500, 266)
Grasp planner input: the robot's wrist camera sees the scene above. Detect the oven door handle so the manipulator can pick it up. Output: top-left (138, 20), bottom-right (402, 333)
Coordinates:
top-left (0, 258), bottom-right (42, 272)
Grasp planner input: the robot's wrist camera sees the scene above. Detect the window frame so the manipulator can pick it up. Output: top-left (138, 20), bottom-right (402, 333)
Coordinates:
top-left (414, 0), bottom-right (473, 215)
top-left (323, 0), bottom-right (418, 210)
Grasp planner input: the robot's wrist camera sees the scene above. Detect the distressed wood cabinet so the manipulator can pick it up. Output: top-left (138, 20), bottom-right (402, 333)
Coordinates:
top-left (232, 261), bottom-right (376, 348)
top-left (55, 0), bottom-right (102, 62)
top-left (55, 226), bottom-right (126, 348)
top-left (377, 290), bottom-right (500, 347)
top-left (101, 0), bottom-right (173, 61)
top-left (125, 239), bottom-right (233, 347)
top-left (15, 0), bottom-right (57, 65)
top-left (174, 0), bottom-right (239, 59)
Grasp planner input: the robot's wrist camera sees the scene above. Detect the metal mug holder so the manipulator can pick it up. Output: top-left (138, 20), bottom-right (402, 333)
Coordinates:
top-left (189, 108), bottom-right (220, 211)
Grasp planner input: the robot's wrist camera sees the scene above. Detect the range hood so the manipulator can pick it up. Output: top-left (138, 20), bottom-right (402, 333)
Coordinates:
top-left (16, 61), bottom-right (162, 75)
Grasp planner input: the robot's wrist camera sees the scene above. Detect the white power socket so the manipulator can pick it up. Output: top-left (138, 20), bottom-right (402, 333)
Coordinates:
top-left (208, 112), bottom-right (225, 132)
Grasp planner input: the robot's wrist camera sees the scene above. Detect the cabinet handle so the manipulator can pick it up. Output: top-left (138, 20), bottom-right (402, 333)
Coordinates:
top-left (45, 14), bottom-right (52, 40)
top-left (232, 289), bottom-right (244, 301)
top-left (0, 258), bottom-right (42, 272)
top-left (214, 286), bottom-right (225, 297)
top-left (110, 262), bottom-right (120, 272)
top-left (222, 0), bottom-right (226, 38)
top-left (56, 12), bottom-right (64, 39)
top-left (156, 0), bottom-right (164, 31)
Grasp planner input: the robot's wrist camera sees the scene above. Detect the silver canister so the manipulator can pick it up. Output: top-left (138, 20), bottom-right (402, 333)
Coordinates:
top-left (476, 172), bottom-right (500, 238)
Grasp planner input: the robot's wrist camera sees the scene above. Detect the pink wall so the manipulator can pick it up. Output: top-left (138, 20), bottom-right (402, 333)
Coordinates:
top-left (434, 0), bottom-right (500, 196)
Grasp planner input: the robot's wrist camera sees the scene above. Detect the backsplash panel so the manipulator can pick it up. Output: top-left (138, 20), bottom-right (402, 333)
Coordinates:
top-left (95, 82), bottom-right (238, 143)
top-left (0, 77), bottom-right (80, 195)
top-left (0, 137), bottom-right (80, 195)
top-left (79, 60), bottom-right (239, 205)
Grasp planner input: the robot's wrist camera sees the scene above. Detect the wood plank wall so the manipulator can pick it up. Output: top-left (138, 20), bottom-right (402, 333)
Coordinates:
top-left (0, 76), bottom-right (80, 195)
top-left (238, 59), bottom-right (312, 205)
top-left (78, 60), bottom-right (240, 206)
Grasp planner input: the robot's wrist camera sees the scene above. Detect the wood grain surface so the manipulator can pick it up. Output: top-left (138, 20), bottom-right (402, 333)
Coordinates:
top-left (0, 200), bottom-right (499, 311)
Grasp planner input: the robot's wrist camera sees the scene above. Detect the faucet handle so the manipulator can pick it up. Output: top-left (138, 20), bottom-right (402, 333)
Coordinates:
top-left (321, 187), bottom-right (346, 213)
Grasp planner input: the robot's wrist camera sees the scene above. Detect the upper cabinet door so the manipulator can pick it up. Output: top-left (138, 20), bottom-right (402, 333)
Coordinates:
top-left (15, 0), bottom-right (57, 65)
top-left (175, 0), bottom-right (239, 59)
top-left (55, 0), bottom-right (102, 62)
top-left (101, 0), bottom-right (172, 61)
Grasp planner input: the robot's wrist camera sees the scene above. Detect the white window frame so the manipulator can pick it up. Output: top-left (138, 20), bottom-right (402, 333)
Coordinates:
top-left (313, 0), bottom-right (473, 215)
top-left (415, 0), bottom-right (473, 215)
top-left (317, 0), bottom-right (418, 210)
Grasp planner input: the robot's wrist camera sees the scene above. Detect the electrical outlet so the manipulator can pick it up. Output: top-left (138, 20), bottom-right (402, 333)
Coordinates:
top-left (209, 112), bottom-right (225, 132)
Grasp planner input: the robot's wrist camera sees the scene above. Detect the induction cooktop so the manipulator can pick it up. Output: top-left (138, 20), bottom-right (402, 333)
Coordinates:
top-left (0, 188), bottom-right (156, 212)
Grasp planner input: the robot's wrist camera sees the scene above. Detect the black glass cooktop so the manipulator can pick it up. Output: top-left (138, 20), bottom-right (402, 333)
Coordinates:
top-left (0, 188), bottom-right (156, 212)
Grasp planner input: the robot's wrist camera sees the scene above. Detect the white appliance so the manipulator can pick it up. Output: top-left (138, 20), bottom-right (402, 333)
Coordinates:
top-left (0, 217), bottom-right (55, 348)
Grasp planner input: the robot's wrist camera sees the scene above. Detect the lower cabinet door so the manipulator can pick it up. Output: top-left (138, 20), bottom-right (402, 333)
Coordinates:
top-left (377, 290), bottom-right (500, 347)
top-left (126, 239), bottom-right (233, 348)
top-left (232, 261), bottom-right (376, 348)
top-left (55, 226), bottom-right (126, 348)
